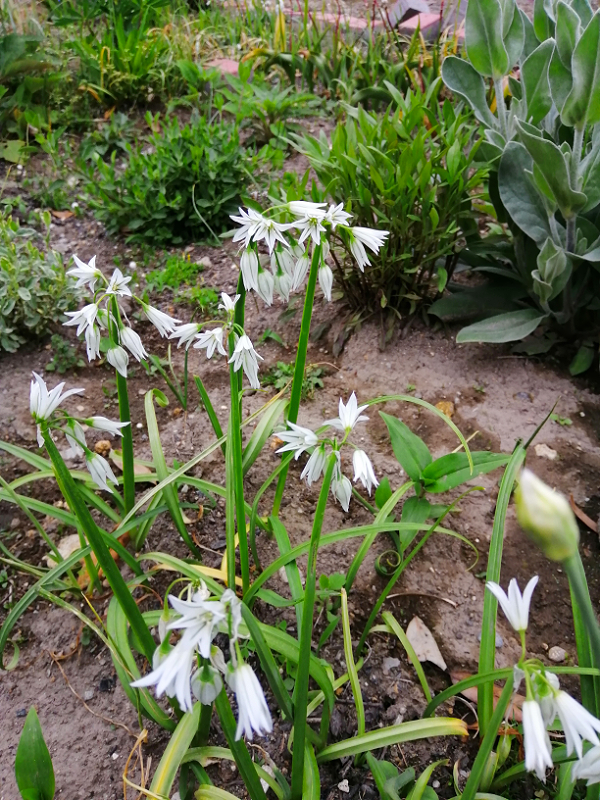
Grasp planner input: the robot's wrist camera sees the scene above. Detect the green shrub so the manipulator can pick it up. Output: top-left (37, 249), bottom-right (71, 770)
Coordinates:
top-left (146, 253), bottom-right (206, 293)
top-left (289, 80), bottom-right (486, 316)
top-left (0, 213), bottom-right (79, 352)
top-left (84, 112), bottom-right (249, 245)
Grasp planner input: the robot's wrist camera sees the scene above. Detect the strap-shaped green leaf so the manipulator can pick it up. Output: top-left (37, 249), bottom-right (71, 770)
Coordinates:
top-left (562, 11), bottom-right (600, 128)
top-left (149, 704), bottom-right (202, 797)
top-left (465, 0), bottom-right (510, 78)
top-left (441, 56), bottom-right (498, 128)
top-left (15, 709), bottom-right (54, 800)
top-left (521, 39), bottom-right (555, 124)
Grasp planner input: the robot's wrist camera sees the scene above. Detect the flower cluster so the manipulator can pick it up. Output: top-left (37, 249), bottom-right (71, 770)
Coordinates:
top-left (132, 583), bottom-right (272, 740)
top-left (30, 372), bottom-right (128, 493)
top-left (231, 202), bottom-right (389, 305)
top-left (274, 392), bottom-right (377, 511)
top-left (65, 257), bottom-right (263, 390)
top-left (488, 576), bottom-right (600, 783)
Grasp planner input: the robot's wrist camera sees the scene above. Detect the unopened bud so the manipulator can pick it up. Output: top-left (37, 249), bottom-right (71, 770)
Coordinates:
top-left (515, 469), bottom-right (579, 561)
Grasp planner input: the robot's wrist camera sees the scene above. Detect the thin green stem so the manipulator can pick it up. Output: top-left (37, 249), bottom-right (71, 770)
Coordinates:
top-left (272, 243), bottom-right (321, 515)
top-left (290, 453), bottom-right (336, 800)
top-left (197, 701), bottom-right (212, 748)
top-left (110, 297), bottom-right (135, 514)
top-left (228, 333), bottom-right (249, 594)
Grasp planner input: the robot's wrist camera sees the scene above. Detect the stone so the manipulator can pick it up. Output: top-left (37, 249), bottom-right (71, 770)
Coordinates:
top-left (84, 689), bottom-right (95, 701)
top-left (534, 443), bottom-right (558, 460)
top-left (548, 646), bottom-right (567, 663)
top-left (206, 58), bottom-right (239, 77)
top-left (387, 0), bottom-right (431, 26)
top-left (382, 657), bottom-right (401, 674)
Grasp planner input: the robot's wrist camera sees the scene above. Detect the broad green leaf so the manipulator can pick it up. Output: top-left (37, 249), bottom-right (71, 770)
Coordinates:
top-left (516, 120), bottom-right (587, 218)
top-left (562, 12), bottom-right (600, 128)
top-left (556, 1), bottom-right (581, 66)
top-left (456, 309), bottom-right (548, 343)
top-left (521, 9), bottom-right (541, 58)
top-left (400, 497), bottom-right (432, 551)
top-left (498, 142), bottom-right (551, 243)
top-left (375, 476), bottom-right (393, 510)
top-left (150, 704), bottom-right (201, 796)
top-left (569, 344), bottom-right (595, 374)
top-left (15, 708), bottom-right (55, 800)
top-left (441, 57), bottom-right (498, 128)
top-left (521, 40), bottom-right (555, 123)
top-left (503, 5), bottom-right (525, 67)
top-left (465, 0), bottom-right (510, 78)
top-left (570, 0), bottom-right (593, 26)
top-left (380, 412), bottom-right (432, 483)
top-left (317, 718), bottom-right (468, 762)
top-left (534, 0), bottom-right (554, 40)
top-left (366, 753), bottom-right (415, 800)
top-left (421, 452), bottom-right (510, 493)
top-left (581, 141), bottom-right (600, 210)
top-left (549, 47), bottom-right (573, 111)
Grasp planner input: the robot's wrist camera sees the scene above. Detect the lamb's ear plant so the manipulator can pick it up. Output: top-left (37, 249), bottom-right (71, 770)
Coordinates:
top-left (437, 0), bottom-right (600, 371)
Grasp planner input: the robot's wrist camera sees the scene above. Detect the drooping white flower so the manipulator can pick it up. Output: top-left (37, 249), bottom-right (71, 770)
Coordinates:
top-left (132, 633), bottom-right (197, 713)
top-left (301, 444), bottom-right (327, 486)
top-left (105, 267), bottom-right (132, 297)
top-left (194, 328), bottom-right (227, 359)
top-left (231, 207), bottom-right (290, 253)
top-left (256, 268), bottom-right (274, 306)
top-left (276, 422), bottom-right (319, 459)
top-left (272, 247), bottom-right (295, 278)
top-left (231, 207), bottom-right (268, 248)
top-left (522, 700), bottom-right (553, 782)
top-left (219, 292), bottom-right (240, 314)
top-left (86, 452), bottom-right (119, 493)
top-left (348, 236), bottom-right (371, 270)
top-left (191, 664), bottom-right (223, 705)
top-left (555, 691), bottom-right (600, 757)
top-left (240, 249), bottom-right (259, 292)
top-left (64, 419), bottom-right (87, 457)
top-left (226, 663), bottom-right (273, 741)
top-left (291, 249), bottom-right (310, 292)
top-left (287, 201), bottom-right (327, 217)
top-left (171, 322), bottom-right (200, 350)
top-left (221, 588), bottom-right (243, 643)
top-left (297, 213), bottom-right (326, 246)
top-left (486, 576), bottom-right (538, 633)
top-left (573, 745), bottom-right (600, 785)
top-left (331, 474), bottom-right (352, 512)
top-left (167, 591), bottom-right (227, 659)
top-left (63, 303), bottom-right (99, 335)
top-left (273, 269), bottom-right (293, 302)
top-left (347, 227), bottom-right (389, 271)
top-left (67, 254), bottom-right (103, 292)
top-left (141, 303), bottom-right (181, 337)
top-left (532, 670), bottom-right (560, 727)
top-left (106, 345), bottom-right (129, 378)
top-left (86, 416), bottom-right (129, 437)
top-left (325, 203), bottom-right (352, 229)
top-left (229, 334), bottom-right (263, 390)
top-left (85, 324), bottom-right (101, 361)
top-left (30, 372), bottom-right (84, 446)
top-left (120, 327), bottom-right (148, 362)
top-left (325, 392), bottom-right (369, 433)
top-left (353, 449), bottom-right (378, 494)
top-left (318, 264), bottom-right (333, 301)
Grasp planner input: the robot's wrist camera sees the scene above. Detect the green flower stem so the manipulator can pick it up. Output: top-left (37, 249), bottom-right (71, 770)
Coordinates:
top-left (109, 298), bottom-right (135, 514)
top-left (564, 552), bottom-right (600, 715)
top-left (214, 689), bottom-right (268, 800)
top-left (197, 701), bottom-right (212, 748)
top-left (42, 426), bottom-right (155, 661)
top-left (571, 127), bottom-right (585, 191)
top-left (272, 243), bottom-right (322, 515)
top-left (234, 273), bottom-right (246, 404)
top-left (228, 333), bottom-right (250, 594)
top-left (290, 453), bottom-right (336, 800)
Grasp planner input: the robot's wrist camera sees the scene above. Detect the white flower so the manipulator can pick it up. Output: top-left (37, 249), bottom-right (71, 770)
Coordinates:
top-left (291, 249), bottom-right (310, 291)
top-left (64, 419), bottom-right (86, 457)
top-left (30, 372), bottom-right (84, 447)
top-left (142, 303), bottom-right (181, 337)
top-left (272, 247), bottom-right (295, 278)
top-left (231, 207), bottom-right (290, 253)
top-left (191, 665), bottom-right (223, 705)
top-left (221, 588), bottom-right (243, 642)
top-left (229, 334), bottom-right (263, 390)
top-left (194, 328), bottom-right (227, 359)
top-left (347, 227), bottom-right (389, 271)
top-left (485, 576), bottom-right (538, 633)
top-left (120, 327), bottom-right (148, 362)
top-left (167, 591), bottom-right (226, 659)
top-left (555, 691), bottom-right (600, 757)
top-left (325, 203), bottom-right (352, 229)
top-left (171, 322), bottom-right (200, 350)
top-left (276, 422), bottom-right (318, 459)
top-left (105, 268), bottom-right (132, 297)
top-left (240, 249), bottom-right (259, 292)
top-left (67, 254), bottom-right (103, 291)
top-left (227, 663), bottom-right (273, 740)
top-left (318, 264), bottom-right (333, 301)
top-left (132, 634), bottom-right (197, 713)
top-left (573, 745), bottom-right (600, 785)
top-left (256, 268), bottom-right (274, 306)
top-left (106, 345), bottom-right (129, 378)
top-left (273, 269), bottom-right (293, 302)
top-left (522, 700), bottom-right (553, 782)
top-left (533, 671), bottom-right (560, 727)
top-left (331, 474), bottom-right (352, 512)
top-left (353, 450), bottom-right (378, 494)
top-left (287, 201), bottom-right (327, 217)
top-left (297, 214), bottom-right (326, 246)
top-left (86, 452), bottom-right (119, 493)
top-left (85, 324), bottom-right (101, 361)
top-left (325, 392), bottom-right (369, 433)
top-left (63, 303), bottom-right (99, 335)
top-left (301, 444), bottom-right (327, 486)
top-left (86, 416), bottom-right (129, 437)
top-left (219, 292), bottom-right (240, 313)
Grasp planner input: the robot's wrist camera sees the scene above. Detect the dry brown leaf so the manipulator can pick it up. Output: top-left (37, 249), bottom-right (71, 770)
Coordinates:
top-left (406, 616), bottom-right (447, 671)
top-left (44, 533), bottom-right (82, 567)
top-left (110, 450), bottom-right (155, 481)
top-left (50, 210), bottom-right (74, 221)
top-left (451, 670), bottom-right (524, 722)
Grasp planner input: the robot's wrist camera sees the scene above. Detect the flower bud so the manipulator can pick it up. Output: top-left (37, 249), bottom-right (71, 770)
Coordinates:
top-left (515, 469), bottom-right (579, 561)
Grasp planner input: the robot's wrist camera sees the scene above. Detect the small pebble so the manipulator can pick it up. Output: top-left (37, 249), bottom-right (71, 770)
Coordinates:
top-left (338, 780), bottom-right (350, 793)
top-left (548, 646), bottom-right (567, 663)
top-left (84, 689), bottom-right (95, 701)
top-left (432, 781), bottom-right (440, 789)
top-left (136, 423), bottom-right (143, 429)
top-left (16, 708), bottom-right (27, 717)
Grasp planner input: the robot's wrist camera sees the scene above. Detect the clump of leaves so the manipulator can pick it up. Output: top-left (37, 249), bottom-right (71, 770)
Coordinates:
top-left (179, 285), bottom-right (220, 315)
top-left (263, 361), bottom-right (325, 398)
top-left (0, 212), bottom-right (79, 352)
top-left (84, 112), bottom-right (248, 245)
top-left (78, 112), bottom-right (137, 162)
top-left (146, 253), bottom-right (206, 293)
top-left (45, 334), bottom-right (85, 373)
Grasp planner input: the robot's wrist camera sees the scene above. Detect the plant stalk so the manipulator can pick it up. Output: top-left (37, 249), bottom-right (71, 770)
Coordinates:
top-left (564, 552), bottom-right (600, 714)
top-left (493, 77), bottom-right (508, 141)
top-left (228, 333), bottom-right (250, 594)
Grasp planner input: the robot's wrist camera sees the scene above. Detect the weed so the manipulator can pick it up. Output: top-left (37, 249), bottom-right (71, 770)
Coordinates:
top-left (263, 361), bottom-right (325, 399)
top-left (45, 334), bottom-right (85, 373)
top-left (146, 253), bottom-right (205, 293)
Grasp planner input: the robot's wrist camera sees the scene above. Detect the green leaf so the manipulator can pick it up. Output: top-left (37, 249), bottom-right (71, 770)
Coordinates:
top-left (407, 760), bottom-right (448, 800)
top-left (242, 398), bottom-right (286, 476)
top-left (556, 1), bottom-right (581, 66)
top-left (503, 5), bottom-right (525, 67)
top-left (465, 0), bottom-right (510, 78)
top-left (562, 11), bottom-right (600, 128)
top-left (581, 142), bottom-right (600, 211)
top-left (533, 0), bottom-right (554, 40)
top-left (569, 344), bottom-right (595, 374)
top-left (421, 452), bottom-right (510, 493)
top-left (521, 9), bottom-right (542, 58)
top-left (375, 476), bottom-right (393, 510)
top-left (441, 56), bottom-right (498, 128)
top-left (366, 753), bottom-right (415, 800)
top-left (456, 309), bottom-right (548, 343)
top-left (380, 411), bottom-right (432, 483)
top-left (150, 704), bottom-right (201, 796)
top-left (498, 142), bottom-right (551, 243)
top-left (15, 708), bottom-right (55, 800)
top-left (549, 47), bottom-right (573, 112)
top-left (521, 40), bottom-right (554, 124)
top-left (571, 0), bottom-right (593, 26)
